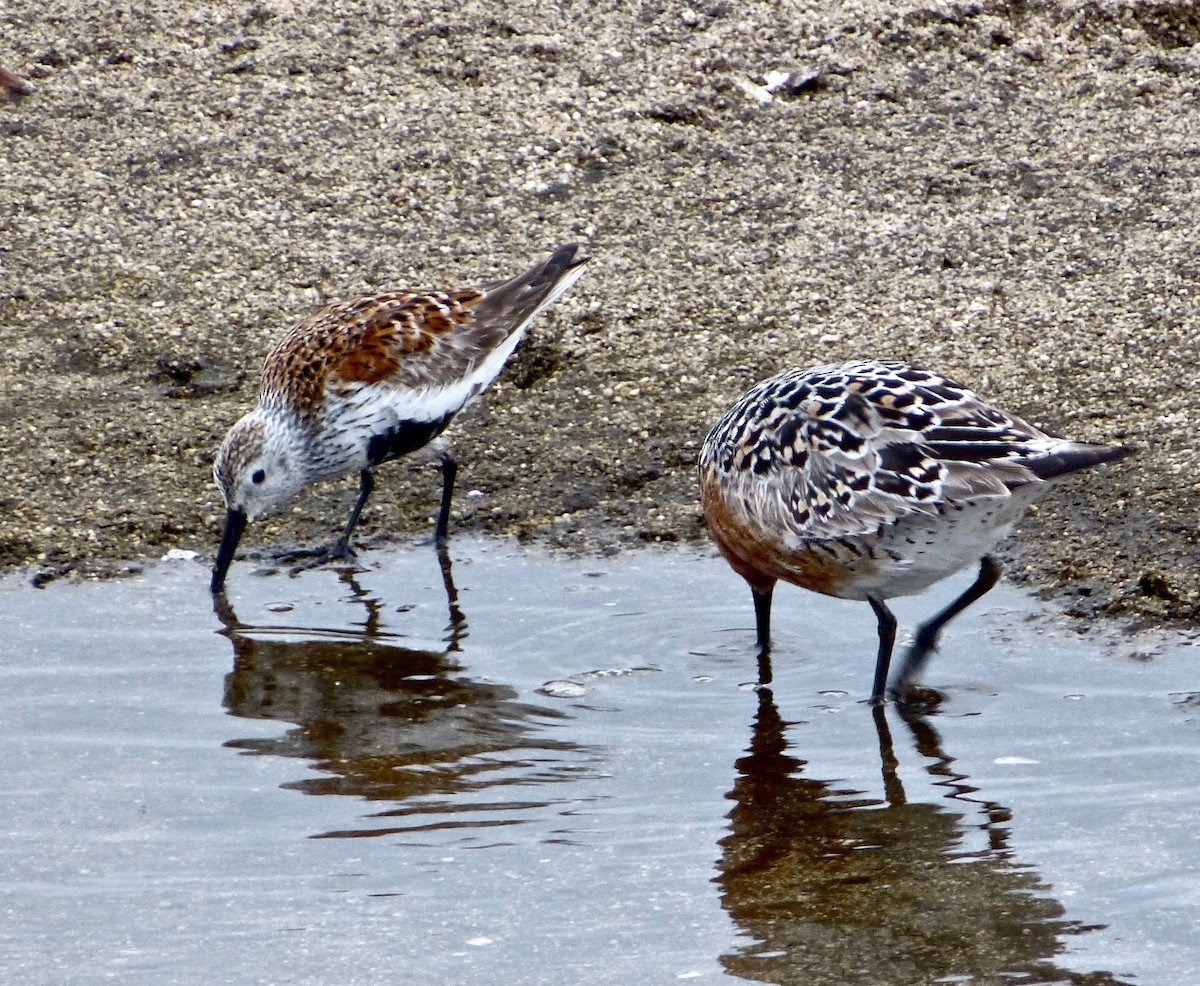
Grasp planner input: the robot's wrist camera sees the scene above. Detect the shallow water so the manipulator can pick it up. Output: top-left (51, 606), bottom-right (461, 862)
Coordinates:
top-left (2, 539), bottom-right (1197, 985)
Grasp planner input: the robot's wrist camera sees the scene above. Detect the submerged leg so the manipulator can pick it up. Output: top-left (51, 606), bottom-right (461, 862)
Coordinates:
top-left (891, 555), bottom-right (1002, 701)
top-left (867, 595), bottom-right (898, 705)
top-left (870, 703), bottom-right (906, 807)
top-left (436, 539), bottom-right (467, 649)
top-left (434, 450), bottom-right (457, 547)
top-left (752, 584), bottom-right (775, 686)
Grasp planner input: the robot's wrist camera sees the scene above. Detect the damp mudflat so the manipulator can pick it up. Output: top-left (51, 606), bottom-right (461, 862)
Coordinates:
top-left (2, 539), bottom-right (1197, 986)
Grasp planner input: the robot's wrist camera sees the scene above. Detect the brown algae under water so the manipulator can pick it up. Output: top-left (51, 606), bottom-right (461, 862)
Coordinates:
top-left (1, 537), bottom-right (1198, 985)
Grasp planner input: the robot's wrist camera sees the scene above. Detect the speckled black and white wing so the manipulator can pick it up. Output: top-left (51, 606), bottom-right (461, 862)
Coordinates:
top-left (699, 361), bottom-right (1124, 542)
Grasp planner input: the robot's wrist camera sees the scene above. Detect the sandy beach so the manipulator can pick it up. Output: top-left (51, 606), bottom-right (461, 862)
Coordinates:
top-left (1, 0), bottom-right (1197, 620)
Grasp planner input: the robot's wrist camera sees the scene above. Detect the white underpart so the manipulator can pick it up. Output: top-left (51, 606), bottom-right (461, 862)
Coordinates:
top-left (821, 486), bottom-right (1042, 601)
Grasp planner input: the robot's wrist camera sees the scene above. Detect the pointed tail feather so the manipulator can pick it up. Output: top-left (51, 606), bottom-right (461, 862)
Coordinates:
top-left (400, 244), bottom-right (589, 423)
top-left (1026, 442), bottom-right (1130, 481)
top-left (475, 243), bottom-right (589, 340)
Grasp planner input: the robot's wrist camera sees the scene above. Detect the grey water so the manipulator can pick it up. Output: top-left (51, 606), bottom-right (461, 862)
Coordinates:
top-left (1, 538), bottom-right (1197, 985)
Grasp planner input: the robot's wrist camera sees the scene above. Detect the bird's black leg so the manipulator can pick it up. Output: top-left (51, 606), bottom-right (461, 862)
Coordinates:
top-left (890, 555), bottom-right (1002, 703)
top-left (328, 468), bottom-right (375, 559)
top-left (752, 584), bottom-right (775, 686)
top-left (434, 450), bottom-right (457, 547)
top-left (867, 595), bottom-right (898, 706)
top-left (279, 469), bottom-right (374, 568)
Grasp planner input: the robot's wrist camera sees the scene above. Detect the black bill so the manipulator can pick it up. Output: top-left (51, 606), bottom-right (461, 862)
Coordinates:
top-left (211, 507), bottom-right (248, 593)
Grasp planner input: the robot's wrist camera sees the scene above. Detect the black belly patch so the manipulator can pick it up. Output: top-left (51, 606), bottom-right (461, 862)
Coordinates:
top-left (366, 413), bottom-right (455, 467)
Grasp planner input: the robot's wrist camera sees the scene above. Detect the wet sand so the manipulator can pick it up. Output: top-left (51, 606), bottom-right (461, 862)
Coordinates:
top-left (1, 0), bottom-right (1197, 619)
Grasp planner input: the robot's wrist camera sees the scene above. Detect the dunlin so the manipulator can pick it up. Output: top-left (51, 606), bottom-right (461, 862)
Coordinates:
top-left (699, 360), bottom-right (1127, 704)
top-left (211, 243), bottom-right (588, 593)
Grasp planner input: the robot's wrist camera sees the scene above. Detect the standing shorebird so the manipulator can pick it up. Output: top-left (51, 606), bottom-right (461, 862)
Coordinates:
top-left (699, 360), bottom-right (1127, 705)
top-left (211, 243), bottom-right (588, 593)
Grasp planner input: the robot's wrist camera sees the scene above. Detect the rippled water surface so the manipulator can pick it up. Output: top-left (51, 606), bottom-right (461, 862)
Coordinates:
top-left (2, 539), bottom-right (1198, 985)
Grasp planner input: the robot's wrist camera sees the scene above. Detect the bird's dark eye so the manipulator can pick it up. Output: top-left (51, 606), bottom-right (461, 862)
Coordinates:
top-left (251, 469), bottom-right (266, 485)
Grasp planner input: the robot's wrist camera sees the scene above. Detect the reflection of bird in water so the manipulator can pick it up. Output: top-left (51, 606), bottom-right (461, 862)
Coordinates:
top-left (699, 361), bottom-right (1126, 704)
top-left (214, 558), bottom-right (587, 839)
top-left (716, 690), bottom-right (1132, 985)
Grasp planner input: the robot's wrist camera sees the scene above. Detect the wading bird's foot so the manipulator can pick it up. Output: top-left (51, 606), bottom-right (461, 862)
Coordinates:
top-left (276, 542), bottom-right (359, 576)
top-left (414, 530), bottom-right (452, 551)
top-left (888, 682), bottom-right (947, 716)
top-left (273, 546), bottom-right (319, 563)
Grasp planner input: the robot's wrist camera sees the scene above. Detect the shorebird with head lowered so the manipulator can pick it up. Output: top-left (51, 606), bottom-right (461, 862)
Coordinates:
top-left (699, 360), bottom-right (1127, 706)
top-left (211, 243), bottom-right (588, 593)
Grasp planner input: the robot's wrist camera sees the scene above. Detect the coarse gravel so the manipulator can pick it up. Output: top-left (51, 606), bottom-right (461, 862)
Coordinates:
top-left (1, 0), bottom-right (1198, 621)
